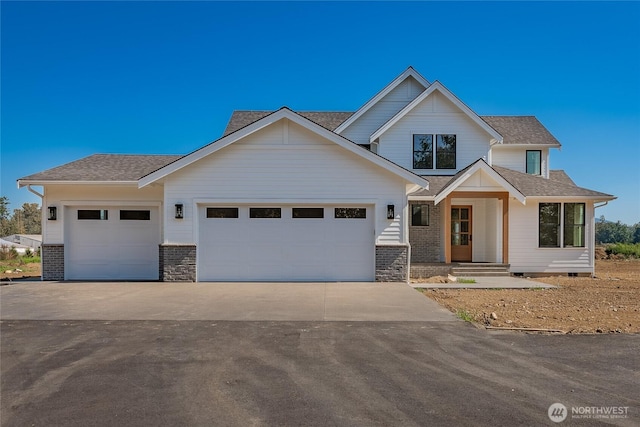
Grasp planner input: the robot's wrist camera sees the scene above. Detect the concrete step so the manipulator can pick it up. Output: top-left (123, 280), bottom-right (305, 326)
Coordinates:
top-left (452, 271), bottom-right (511, 277)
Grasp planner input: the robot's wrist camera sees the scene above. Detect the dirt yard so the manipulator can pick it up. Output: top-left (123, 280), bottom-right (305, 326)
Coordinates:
top-left (422, 259), bottom-right (640, 334)
top-left (0, 262), bottom-right (41, 281)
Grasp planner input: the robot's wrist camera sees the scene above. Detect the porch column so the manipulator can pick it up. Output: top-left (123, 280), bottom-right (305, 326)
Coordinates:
top-left (501, 195), bottom-right (509, 264)
top-left (444, 196), bottom-right (451, 263)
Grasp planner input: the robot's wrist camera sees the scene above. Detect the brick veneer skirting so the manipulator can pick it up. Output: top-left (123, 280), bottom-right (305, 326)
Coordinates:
top-left (409, 201), bottom-right (441, 263)
top-left (375, 245), bottom-right (408, 282)
top-left (159, 244), bottom-right (196, 282)
top-left (41, 244), bottom-right (64, 281)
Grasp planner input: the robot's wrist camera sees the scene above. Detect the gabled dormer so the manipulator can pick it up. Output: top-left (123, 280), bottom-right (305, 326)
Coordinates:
top-left (368, 81), bottom-right (502, 174)
top-left (335, 67), bottom-right (429, 148)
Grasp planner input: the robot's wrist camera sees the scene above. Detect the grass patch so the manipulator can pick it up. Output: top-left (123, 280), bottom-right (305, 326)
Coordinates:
top-left (456, 309), bottom-right (474, 322)
top-left (606, 243), bottom-right (640, 258)
top-left (456, 278), bottom-right (476, 284)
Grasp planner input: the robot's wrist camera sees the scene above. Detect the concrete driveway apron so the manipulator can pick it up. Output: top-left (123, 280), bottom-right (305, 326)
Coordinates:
top-left (0, 281), bottom-right (455, 321)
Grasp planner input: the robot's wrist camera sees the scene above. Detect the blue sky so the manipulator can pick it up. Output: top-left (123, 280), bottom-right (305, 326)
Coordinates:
top-left (1, 1), bottom-right (639, 224)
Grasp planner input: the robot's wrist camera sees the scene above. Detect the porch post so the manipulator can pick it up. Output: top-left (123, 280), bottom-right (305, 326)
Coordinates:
top-left (444, 195), bottom-right (451, 263)
top-left (502, 195), bottom-right (509, 264)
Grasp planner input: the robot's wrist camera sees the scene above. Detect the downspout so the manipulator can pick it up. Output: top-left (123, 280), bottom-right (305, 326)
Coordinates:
top-left (26, 185), bottom-right (44, 199)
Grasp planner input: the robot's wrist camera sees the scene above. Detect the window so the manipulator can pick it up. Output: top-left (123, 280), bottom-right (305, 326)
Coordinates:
top-left (539, 203), bottom-right (586, 248)
top-left (436, 134), bottom-right (456, 169)
top-left (411, 205), bottom-right (429, 226)
top-left (120, 210), bottom-right (150, 220)
top-left (413, 134), bottom-right (456, 169)
top-left (335, 208), bottom-right (366, 219)
top-left (526, 150), bottom-right (541, 175)
top-left (207, 208), bottom-right (238, 218)
top-left (564, 203), bottom-right (585, 247)
top-left (413, 134), bottom-right (433, 169)
top-left (78, 209), bottom-right (108, 220)
top-left (539, 203), bottom-right (560, 247)
top-left (292, 208), bottom-right (324, 218)
top-left (250, 208), bottom-right (281, 218)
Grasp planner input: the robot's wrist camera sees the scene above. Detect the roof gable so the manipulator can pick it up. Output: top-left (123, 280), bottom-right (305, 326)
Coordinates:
top-left (138, 107), bottom-right (429, 189)
top-left (333, 67), bottom-right (430, 134)
top-left (433, 159), bottom-right (525, 205)
top-left (370, 81), bottom-right (503, 144)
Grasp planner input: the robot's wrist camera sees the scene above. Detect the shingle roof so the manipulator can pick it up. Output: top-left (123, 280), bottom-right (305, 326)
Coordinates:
top-left (223, 111), bottom-right (353, 136)
top-left (19, 154), bottom-right (181, 182)
top-left (492, 166), bottom-right (612, 198)
top-left (225, 111), bottom-right (561, 146)
top-left (480, 116), bottom-right (561, 146)
top-left (409, 165), bottom-right (612, 199)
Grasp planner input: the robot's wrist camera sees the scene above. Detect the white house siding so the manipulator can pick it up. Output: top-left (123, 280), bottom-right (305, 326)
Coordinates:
top-left (163, 119), bottom-right (409, 245)
top-left (42, 184), bottom-right (164, 244)
top-left (509, 199), bottom-right (594, 274)
top-left (377, 92), bottom-right (492, 173)
top-left (340, 76), bottom-right (424, 145)
top-left (491, 146), bottom-right (549, 178)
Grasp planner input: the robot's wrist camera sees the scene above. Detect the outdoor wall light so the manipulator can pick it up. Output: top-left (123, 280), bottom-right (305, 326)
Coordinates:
top-left (175, 204), bottom-right (184, 219)
top-left (48, 206), bottom-right (57, 221)
top-left (387, 204), bottom-right (395, 220)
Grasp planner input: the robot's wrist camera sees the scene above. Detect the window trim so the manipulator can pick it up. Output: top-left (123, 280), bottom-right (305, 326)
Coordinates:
top-left (526, 150), bottom-right (542, 175)
top-left (538, 203), bottom-right (586, 248)
top-left (412, 133), bottom-right (456, 170)
top-left (411, 204), bottom-right (429, 226)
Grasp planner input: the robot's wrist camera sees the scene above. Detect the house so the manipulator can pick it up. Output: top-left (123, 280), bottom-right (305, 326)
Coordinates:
top-left (18, 67), bottom-right (615, 282)
top-left (2, 234), bottom-right (42, 252)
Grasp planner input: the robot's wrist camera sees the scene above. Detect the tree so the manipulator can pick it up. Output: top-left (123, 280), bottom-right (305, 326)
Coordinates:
top-left (0, 196), bottom-right (14, 237)
top-left (595, 216), bottom-right (633, 244)
top-left (10, 203), bottom-right (42, 235)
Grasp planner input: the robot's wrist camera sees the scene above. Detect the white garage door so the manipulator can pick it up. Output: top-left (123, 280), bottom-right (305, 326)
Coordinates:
top-left (66, 207), bottom-right (159, 280)
top-left (198, 206), bottom-right (374, 281)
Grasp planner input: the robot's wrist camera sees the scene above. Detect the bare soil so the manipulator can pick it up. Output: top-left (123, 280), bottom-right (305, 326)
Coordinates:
top-left (1, 262), bottom-right (41, 281)
top-left (422, 259), bottom-right (640, 334)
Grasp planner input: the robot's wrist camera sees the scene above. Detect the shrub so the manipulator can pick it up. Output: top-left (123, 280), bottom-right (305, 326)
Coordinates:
top-left (605, 243), bottom-right (640, 259)
top-left (0, 245), bottom-right (18, 261)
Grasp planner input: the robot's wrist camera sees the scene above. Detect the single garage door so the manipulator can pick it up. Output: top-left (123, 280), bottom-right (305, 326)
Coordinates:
top-left (198, 206), bottom-right (374, 281)
top-left (66, 207), bottom-right (160, 280)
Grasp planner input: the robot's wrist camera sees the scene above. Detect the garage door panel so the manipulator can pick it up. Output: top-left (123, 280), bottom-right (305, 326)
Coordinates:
top-left (198, 205), bottom-right (374, 281)
top-left (66, 207), bottom-right (159, 280)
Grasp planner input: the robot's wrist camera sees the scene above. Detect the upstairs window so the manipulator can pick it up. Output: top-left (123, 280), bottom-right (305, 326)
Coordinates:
top-left (413, 134), bottom-right (456, 169)
top-left (413, 134), bottom-right (433, 169)
top-left (526, 150), bottom-right (541, 175)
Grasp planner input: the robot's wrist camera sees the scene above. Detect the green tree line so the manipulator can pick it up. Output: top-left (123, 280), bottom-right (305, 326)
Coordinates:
top-left (0, 196), bottom-right (42, 236)
top-left (595, 216), bottom-right (640, 244)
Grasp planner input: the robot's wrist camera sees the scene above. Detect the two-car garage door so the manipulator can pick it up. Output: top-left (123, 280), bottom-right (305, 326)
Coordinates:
top-left (198, 205), bottom-right (374, 281)
top-left (66, 206), bottom-right (159, 280)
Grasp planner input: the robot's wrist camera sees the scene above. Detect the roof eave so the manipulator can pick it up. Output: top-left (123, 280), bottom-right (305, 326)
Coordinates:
top-left (18, 180), bottom-right (139, 188)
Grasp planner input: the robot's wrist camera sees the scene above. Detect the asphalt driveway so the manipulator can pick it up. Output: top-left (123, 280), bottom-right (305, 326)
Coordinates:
top-left (0, 281), bottom-right (454, 321)
top-left (2, 321), bottom-right (638, 426)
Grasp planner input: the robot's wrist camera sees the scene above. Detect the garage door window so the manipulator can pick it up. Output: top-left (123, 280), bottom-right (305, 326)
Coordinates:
top-left (292, 208), bottom-right (324, 218)
top-left (120, 210), bottom-right (151, 220)
top-left (207, 208), bottom-right (239, 218)
top-left (78, 209), bottom-right (108, 220)
top-left (250, 208), bottom-right (281, 218)
top-left (335, 208), bottom-right (366, 219)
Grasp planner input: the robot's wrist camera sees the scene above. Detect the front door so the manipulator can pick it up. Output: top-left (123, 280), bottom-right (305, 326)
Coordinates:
top-left (451, 206), bottom-right (472, 262)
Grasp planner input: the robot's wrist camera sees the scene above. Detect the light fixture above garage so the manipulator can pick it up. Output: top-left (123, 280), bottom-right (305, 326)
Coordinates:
top-left (48, 206), bottom-right (57, 220)
top-left (175, 204), bottom-right (184, 219)
top-left (387, 205), bottom-right (394, 220)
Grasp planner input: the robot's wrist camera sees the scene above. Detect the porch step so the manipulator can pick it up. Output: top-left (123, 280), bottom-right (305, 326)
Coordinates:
top-left (450, 263), bottom-right (510, 277)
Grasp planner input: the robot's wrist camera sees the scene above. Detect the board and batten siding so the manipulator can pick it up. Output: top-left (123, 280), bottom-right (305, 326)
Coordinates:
top-left (491, 146), bottom-right (550, 178)
top-left (339, 76), bottom-right (424, 146)
top-left (42, 184), bottom-right (164, 244)
top-left (163, 119), bottom-right (409, 245)
top-left (508, 199), bottom-right (594, 273)
top-left (377, 91), bottom-right (492, 173)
